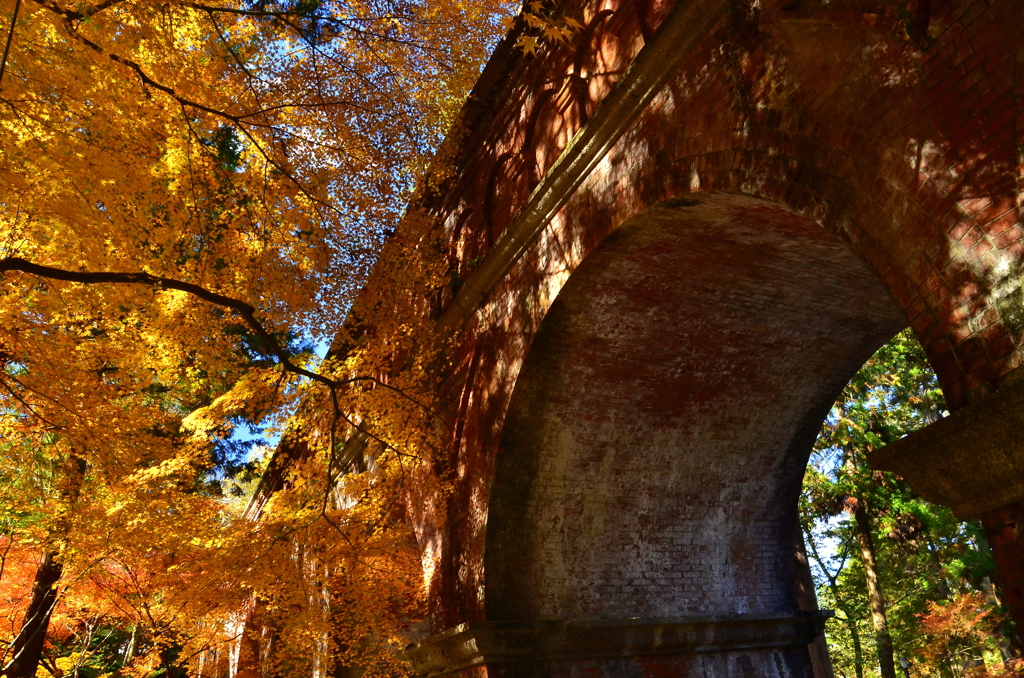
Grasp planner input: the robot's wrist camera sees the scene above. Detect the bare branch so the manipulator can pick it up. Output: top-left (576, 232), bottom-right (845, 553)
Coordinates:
top-left (0, 0), bottom-right (22, 90)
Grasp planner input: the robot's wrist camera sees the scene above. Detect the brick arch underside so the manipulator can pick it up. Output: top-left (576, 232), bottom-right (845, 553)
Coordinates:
top-left (484, 192), bottom-right (907, 621)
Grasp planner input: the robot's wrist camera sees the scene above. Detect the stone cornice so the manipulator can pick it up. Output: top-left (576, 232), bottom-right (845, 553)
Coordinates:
top-left (435, 0), bottom-right (729, 332)
top-left (404, 611), bottom-right (833, 677)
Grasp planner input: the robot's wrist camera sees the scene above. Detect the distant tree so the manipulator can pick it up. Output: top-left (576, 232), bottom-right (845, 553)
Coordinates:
top-left (802, 330), bottom-right (1020, 678)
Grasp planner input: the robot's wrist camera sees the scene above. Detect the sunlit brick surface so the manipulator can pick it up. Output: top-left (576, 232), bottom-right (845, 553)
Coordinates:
top-left (392, 0), bottom-right (1024, 674)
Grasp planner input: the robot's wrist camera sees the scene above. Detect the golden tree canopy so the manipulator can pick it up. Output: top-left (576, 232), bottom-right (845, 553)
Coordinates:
top-left (0, 0), bottom-right (512, 674)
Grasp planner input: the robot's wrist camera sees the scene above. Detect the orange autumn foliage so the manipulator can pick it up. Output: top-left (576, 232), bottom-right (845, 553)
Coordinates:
top-left (0, 539), bottom-right (36, 645)
top-left (917, 593), bottom-right (1024, 678)
top-left (0, 0), bottom-right (515, 674)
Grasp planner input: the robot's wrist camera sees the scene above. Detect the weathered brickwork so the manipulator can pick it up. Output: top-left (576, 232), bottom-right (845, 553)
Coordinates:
top-left (363, 0), bottom-right (1024, 674)
top-left (486, 195), bottom-right (905, 622)
top-left (438, 0), bottom-right (1022, 406)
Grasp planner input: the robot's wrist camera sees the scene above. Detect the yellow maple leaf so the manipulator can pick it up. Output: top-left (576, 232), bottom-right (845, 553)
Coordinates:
top-left (516, 35), bottom-right (541, 54)
top-left (523, 12), bottom-right (547, 28)
top-left (543, 26), bottom-right (570, 43)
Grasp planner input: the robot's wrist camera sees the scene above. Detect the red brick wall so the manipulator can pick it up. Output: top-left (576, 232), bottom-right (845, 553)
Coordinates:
top-left (397, 0), bottom-right (1024, 665)
top-left (485, 194), bottom-right (905, 623)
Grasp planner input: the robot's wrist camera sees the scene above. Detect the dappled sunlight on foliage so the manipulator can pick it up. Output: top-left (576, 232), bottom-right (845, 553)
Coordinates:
top-left (916, 593), bottom-right (1023, 678)
top-left (0, 0), bottom-right (515, 673)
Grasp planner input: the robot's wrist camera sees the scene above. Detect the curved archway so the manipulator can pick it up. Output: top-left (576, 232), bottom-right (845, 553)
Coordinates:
top-left (403, 0), bottom-right (1024, 666)
top-left (479, 192), bottom-right (907, 671)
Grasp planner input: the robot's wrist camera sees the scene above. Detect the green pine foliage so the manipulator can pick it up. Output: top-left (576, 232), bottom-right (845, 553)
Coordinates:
top-left (802, 329), bottom-right (1021, 678)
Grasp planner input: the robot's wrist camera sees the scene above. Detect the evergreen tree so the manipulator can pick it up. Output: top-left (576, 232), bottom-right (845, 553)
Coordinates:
top-left (803, 330), bottom-right (1021, 678)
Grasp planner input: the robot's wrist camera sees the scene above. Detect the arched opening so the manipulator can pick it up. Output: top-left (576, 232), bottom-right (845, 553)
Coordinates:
top-left (484, 192), bottom-right (908, 649)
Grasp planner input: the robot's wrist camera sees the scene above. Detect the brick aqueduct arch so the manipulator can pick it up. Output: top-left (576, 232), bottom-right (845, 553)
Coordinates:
top-left (340, 0), bottom-right (1024, 675)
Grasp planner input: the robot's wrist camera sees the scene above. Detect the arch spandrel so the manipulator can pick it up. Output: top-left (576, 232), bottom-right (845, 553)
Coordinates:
top-left (435, 0), bottom-right (1020, 410)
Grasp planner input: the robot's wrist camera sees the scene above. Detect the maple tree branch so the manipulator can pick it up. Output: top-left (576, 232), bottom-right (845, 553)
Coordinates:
top-left (0, 257), bottom-right (445, 423)
top-left (188, 3), bottom-right (352, 21)
top-left (82, 0), bottom-right (125, 15)
top-left (27, 0), bottom-right (333, 205)
top-left (188, 2), bottom-right (436, 48)
top-left (0, 255), bottom-right (327, 380)
top-left (0, 372), bottom-right (117, 461)
top-left (29, 0), bottom-right (123, 21)
top-left (0, 374), bottom-right (66, 432)
top-left (0, 0), bottom-right (21, 90)
top-left (3, 256), bottom-right (445, 539)
top-left (53, 24), bottom-right (237, 121)
top-left (204, 10), bottom-right (267, 101)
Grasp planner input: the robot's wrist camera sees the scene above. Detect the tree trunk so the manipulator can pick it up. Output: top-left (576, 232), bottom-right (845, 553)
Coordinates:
top-left (124, 625), bottom-right (139, 668)
top-left (3, 550), bottom-right (63, 678)
top-left (840, 607), bottom-right (866, 678)
top-left (158, 646), bottom-right (188, 678)
top-left (803, 510), bottom-right (864, 678)
top-left (235, 599), bottom-right (268, 678)
top-left (853, 503), bottom-right (897, 678)
top-left (926, 538), bottom-right (953, 601)
top-left (795, 519), bottom-right (836, 678)
top-left (2, 455), bottom-right (86, 678)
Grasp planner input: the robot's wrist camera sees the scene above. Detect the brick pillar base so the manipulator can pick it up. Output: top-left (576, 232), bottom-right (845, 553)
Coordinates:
top-left (405, 612), bottom-right (829, 678)
top-left (462, 649), bottom-right (814, 678)
top-left (982, 501), bottom-right (1024, 643)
